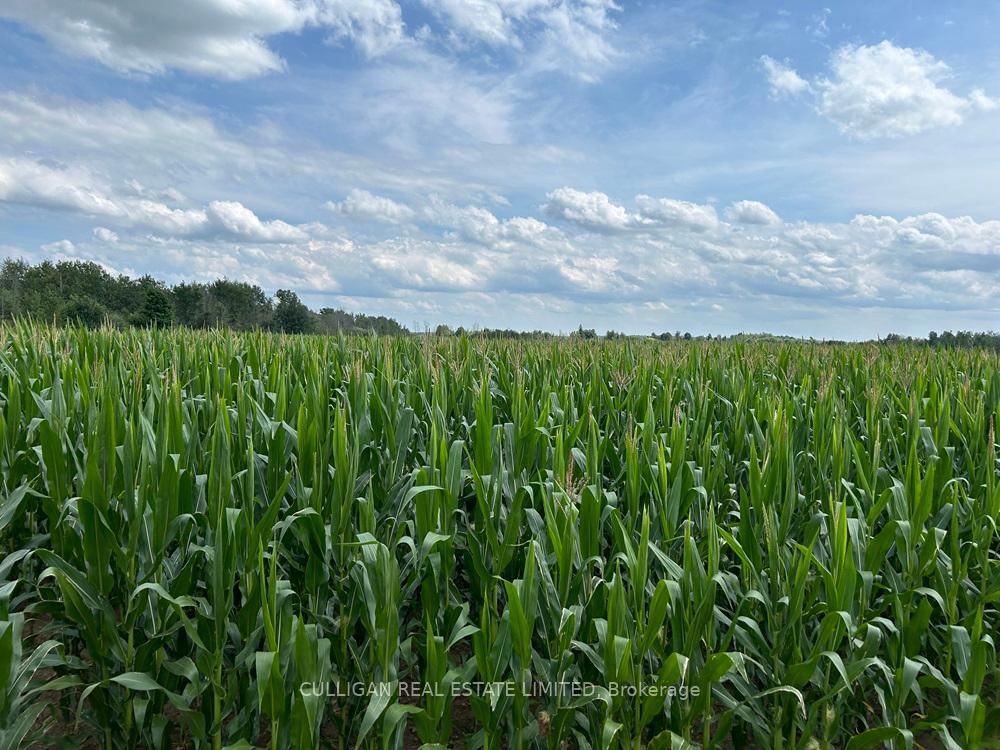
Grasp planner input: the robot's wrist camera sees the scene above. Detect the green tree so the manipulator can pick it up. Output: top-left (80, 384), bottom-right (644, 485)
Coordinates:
top-left (172, 282), bottom-right (211, 327)
top-left (273, 289), bottom-right (312, 334)
top-left (209, 279), bottom-right (273, 329)
top-left (59, 296), bottom-right (108, 328)
top-left (0, 259), bottom-right (27, 319)
top-left (0, 257), bottom-right (417, 335)
top-left (138, 286), bottom-right (174, 328)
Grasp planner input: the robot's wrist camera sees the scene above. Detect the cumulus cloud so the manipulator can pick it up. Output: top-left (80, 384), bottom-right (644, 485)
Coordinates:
top-left (41, 239), bottom-right (76, 256)
top-left (759, 55), bottom-right (811, 97)
top-left (125, 200), bottom-right (209, 235)
top-left (635, 195), bottom-right (718, 231)
top-left (327, 189), bottom-right (417, 223)
top-left (0, 157), bottom-right (210, 233)
top-left (969, 88), bottom-right (1000, 112)
top-left (544, 191), bottom-right (726, 234)
top-left (818, 41), bottom-right (972, 138)
top-left (545, 191), bottom-right (784, 234)
top-left (761, 41), bottom-right (997, 139)
top-left (8, 156), bottom-right (1000, 321)
top-left (503, 216), bottom-right (551, 242)
top-left (30, 198), bottom-right (1000, 320)
top-left (325, 190), bottom-right (557, 245)
top-left (424, 200), bottom-right (504, 241)
top-left (422, 198), bottom-right (560, 245)
top-left (0, 158), bottom-right (121, 216)
top-left (726, 200), bottom-right (781, 226)
top-left (207, 201), bottom-right (308, 242)
top-left (0, 157), bottom-right (320, 241)
top-left (0, 0), bottom-right (406, 79)
top-left (850, 212), bottom-right (1000, 251)
top-left (543, 187), bottom-right (635, 231)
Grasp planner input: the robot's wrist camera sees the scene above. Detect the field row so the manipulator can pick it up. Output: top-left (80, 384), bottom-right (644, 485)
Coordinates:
top-left (0, 324), bottom-right (997, 748)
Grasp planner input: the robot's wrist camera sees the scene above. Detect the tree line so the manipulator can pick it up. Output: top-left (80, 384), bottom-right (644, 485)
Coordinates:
top-left (0, 259), bottom-right (407, 335)
top-left (884, 330), bottom-right (1000, 350)
top-left (3, 259), bottom-right (999, 346)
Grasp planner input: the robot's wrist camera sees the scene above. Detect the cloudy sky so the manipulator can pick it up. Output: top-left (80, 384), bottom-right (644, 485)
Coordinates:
top-left (1, 0), bottom-right (999, 337)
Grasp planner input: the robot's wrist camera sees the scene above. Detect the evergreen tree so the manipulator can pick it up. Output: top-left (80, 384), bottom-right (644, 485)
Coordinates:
top-left (139, 286), bottom-right (174, 328)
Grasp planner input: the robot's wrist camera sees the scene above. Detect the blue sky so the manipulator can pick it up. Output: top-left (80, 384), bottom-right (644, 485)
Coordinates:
top-left (1, 0), bottom-right (999, 337)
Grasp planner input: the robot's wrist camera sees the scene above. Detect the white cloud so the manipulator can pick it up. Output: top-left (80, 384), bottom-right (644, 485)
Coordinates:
top-left (759, 55), bottom-right (810, 97)
top-left (545, 191), bottom-right (783, 234)
top-left (327, 189), bottom-right (416, 223)
top-left (423, 198), bottom-right (559, 245)
top-left (327, 190), bottom-right (559, 246)
top-left (818, 41), bottom-right (980, 138)
top-left (421, 0), bottom-right (620, 80)
top-left (87, 204), bottom-right (1000, 312)
top-left (424, 199), bottom-right (504, 240)
top-left (7, 144), bottom-right (1000, 324)
top-left (761, 41), bottom-right (997, 139)
top-left (543, 187), bottom-right (634, 230)
top-left (369, 240), bottom-right (485, 291)
top-left (970, 88), bottom-right (999, 112)
top-left (0, 0), bottom-right (405, 80)
top-left (726, 200), bottom-right (781, 226)
top-left (421, 0), bottom-right (537, 47)
top-left (503, 216), bottom-right (550, 242)
top-left (207, 201), bottom-right (308, 242)
top-left (41, 239), bottom-right (76, 256)
top-left (0, 91), bottom-right (498, 206)
top-left (0, 157), bottom-right (210, 234)
top-left (0, 0), bottom-right (619, 82)
top-left (808, 7), bottom-right (831, 38)
top-left (126, 200), bottom-right (210, 235)
top-left (0, 158), bottom-right (121, 216)
top-left (313, 0), bottom-right (406, 57)
top-left (635, 195), bottom-right (718, 231)
top-left (0, 92), bottom-right (276, 182)
top-left (545, 191), bottom-right (724, 234)
top-left (533, 1), bottom-right (621, 81)
top-left (0, 157), bottom-right (324, 241)
top-left (850, 212), bottom-right (1000, 252)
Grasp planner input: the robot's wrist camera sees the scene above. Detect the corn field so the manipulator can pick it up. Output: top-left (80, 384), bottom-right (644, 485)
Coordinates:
top-left (1, 322), bottom-right (998, 749)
